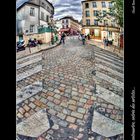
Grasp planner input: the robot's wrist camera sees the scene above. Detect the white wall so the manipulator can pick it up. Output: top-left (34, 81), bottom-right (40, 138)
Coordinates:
top-left (17, 5), bottom-right (39, 34)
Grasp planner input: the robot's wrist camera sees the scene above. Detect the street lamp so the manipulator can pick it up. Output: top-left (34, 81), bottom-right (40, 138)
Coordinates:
top-left (106, 23), bottom-right (108, 40)
top-left (50, 15), bottom-right (54, 45)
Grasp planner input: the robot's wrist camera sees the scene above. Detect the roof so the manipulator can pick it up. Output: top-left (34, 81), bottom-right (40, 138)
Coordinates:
top-left (60, 16), bottom-right (80, 24)
top-left (16, 0), bottom-right (54, 10)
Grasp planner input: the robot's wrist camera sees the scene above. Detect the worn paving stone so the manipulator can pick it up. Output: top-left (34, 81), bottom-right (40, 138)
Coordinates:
top-left (23, 105), bottom-right (30, 112)
top-left (77, 108), bottom-right (86, 114)
top-left (69, 123), bottom-right (78, 130)
top-left (17, 109), bottom-right (50, 137)
top-left (54, 94), bottom-right (61, 99)
top-left (79, 98), bottom-right (87, 103)
top-left (68, 100), bottom-right (77, 105)
top-left (57, 112), bottom-right (66, 120)
top-left (66, 116), bottom-right (76, 123)
top-left (91, 111), bottom-right (123, 137)
top-left (68, 105), bottom-right (77, 111)
top-left (71, 111), bottom-right (83, 119)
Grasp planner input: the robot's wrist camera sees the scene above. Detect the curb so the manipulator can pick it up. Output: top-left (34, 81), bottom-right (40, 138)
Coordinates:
top-left (16, 42), bottom-right (60, 60)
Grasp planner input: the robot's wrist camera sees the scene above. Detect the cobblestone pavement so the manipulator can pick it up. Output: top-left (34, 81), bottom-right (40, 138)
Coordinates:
top-left (16, 36), bottom-right (124, 140)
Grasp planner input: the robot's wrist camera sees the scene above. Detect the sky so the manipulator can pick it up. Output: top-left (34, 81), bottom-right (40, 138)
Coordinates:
top-left (48, 0), bottom-right (82, 21)
top-left (16, 0), bottom-right (83, 21)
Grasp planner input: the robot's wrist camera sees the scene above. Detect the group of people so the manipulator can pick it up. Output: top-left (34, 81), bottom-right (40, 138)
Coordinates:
top-left (80, 34), bottom-right (90, 45)
top-left (59, 32), bottom-right (91, 45)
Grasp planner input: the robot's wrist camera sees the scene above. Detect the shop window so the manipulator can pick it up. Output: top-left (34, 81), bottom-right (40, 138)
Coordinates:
top-left (94, 29), bottom-right (100, 37)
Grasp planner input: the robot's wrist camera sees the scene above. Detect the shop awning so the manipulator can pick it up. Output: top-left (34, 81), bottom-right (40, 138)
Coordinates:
top-left (59, 28), bottom-right (70, 32)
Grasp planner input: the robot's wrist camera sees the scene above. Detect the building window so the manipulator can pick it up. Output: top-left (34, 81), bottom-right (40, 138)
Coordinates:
top-left (94, 20), bottom-right (98, 26)
top-left (86, 19), bottom-right (90, 26)
top-left (102, 2), bottom-right (106, 8)
top-left (93, 2), bottom-right (97, 8)
top-left (85, 3), bottom-right (89, 8)
top-left (103, 10), bottom-right (106, 16)
top-left (62, 20), bottom-right (64, 23)
top-left (30, 7), bottom-right (35, 16)
top-left (85, 11), bottom-right (90, 17)
top-left (93, 10), bottom-right (98, 16)
top-left (46, 15), bottom-right (49, 22)
top-left (41, 12), bottom-right (44, 20)
top-left (66, 25), bottom-right (68, 28)
top-left (66, 19), bottom-right (68, 23)
top-left (109, 2), bottom-right (113, 8)
top-left (62, 25), bottom-right (64, 28)
top-left (30, 25), bottom-right (35, 33)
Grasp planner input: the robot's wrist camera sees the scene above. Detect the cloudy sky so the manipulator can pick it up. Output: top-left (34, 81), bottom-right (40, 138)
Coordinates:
top-left (47, 0), bottom-right (82, 21)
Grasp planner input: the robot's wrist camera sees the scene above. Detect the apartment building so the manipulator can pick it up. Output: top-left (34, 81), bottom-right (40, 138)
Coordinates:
top-left (81, 0), bottom-right (120, 44)
top-left (57, 16), bottom-right (82, 35)
top-left (16, 0), bottom-right (54, 36)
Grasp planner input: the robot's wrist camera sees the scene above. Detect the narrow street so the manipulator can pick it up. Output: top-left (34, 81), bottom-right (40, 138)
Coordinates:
top-left (16, 36), bottom-right (124, 140)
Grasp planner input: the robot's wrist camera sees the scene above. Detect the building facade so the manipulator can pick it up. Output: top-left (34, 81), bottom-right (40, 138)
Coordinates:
top-left (56, 16), bottom-right (82, 35)
top-left (81, 0), bottom-right (120, 45)
top-left (16, 0), bottom-right (54, 37)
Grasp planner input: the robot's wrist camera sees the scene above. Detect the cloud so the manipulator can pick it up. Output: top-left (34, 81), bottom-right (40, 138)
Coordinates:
top-left (48, 0), bottom-right (82, 21)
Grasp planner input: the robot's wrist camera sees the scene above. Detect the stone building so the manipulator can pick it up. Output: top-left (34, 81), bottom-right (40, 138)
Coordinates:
top-left (81, 0), bottom-right (120, 46)
top-left (16, 0), bottom-right (54, 39)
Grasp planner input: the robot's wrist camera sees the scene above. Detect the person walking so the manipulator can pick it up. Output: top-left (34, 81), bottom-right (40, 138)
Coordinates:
top-left (61, 32), bottom-right (66, 45)
top-left (103, 37), bottom-right (106, 48)
top-left (82, 34), bottom-right (86, 45)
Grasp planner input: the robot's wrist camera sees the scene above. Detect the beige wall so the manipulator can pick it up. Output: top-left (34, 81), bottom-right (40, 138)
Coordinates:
top-left (82, 0), bottom-right (113, 26)
top-left (17, 32), bottom-right (52, 45)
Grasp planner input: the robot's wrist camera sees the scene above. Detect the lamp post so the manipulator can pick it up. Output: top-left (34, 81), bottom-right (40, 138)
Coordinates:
top-left (106, 23), bottom-right (108, 46)
top-left (50, 15), bottom-right (54, 45)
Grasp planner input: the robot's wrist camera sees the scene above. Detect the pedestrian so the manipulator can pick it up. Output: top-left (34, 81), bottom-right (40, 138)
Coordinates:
top-left (103, 37), bottom-right (106, 48)
top-left (87, 34), bottom-right (90, 40)
top-left (82, 34), bottom-right (86, 45)
top-left (61, 32), bottom-right (66, 45)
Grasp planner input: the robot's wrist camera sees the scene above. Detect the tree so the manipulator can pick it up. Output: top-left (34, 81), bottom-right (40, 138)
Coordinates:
top-left (109, 0), bottom-right (123, 28)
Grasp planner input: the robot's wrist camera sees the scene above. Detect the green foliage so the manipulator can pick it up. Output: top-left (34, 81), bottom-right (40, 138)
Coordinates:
top-left (109, 0), bottom-right (123, 27)
top-left (95, 0), bottom-right (123, 27)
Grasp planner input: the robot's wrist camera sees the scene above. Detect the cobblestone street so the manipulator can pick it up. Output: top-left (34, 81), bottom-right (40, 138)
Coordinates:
top-left (16, 36), bottom-right (124, 140)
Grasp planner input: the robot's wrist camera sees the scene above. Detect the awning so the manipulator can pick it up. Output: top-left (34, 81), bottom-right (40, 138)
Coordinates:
top-left (59, 28), bottom-right (70, 32)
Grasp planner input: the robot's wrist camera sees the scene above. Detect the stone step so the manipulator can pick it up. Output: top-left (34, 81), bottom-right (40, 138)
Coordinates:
top-left (16, 81), bottom-right (42, 105)
top-left (95, 52), bottom-right (123, 64)
top-left (94, 47), bottom-right (123, 60)
top-left (95, 85), bottom-right (124, 110)
top-left (95, 58), bottom-right (123, 72)
top-left (16, 65), bottom-right (42, 82)
top-left (16, 56), bottom-right (42, 70)
top-left (16, 109), bottom-right (50, 138)
top-left (95, 63), bottom-right (124, 78)
top-left (95, 54), bottom-right (123, 68)
top-left (91, 111), bottom-right (123, 137)
top-left (17, 52), bottom-right (42, 64)
top-left (95, 71), bottom-right (124, 90)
